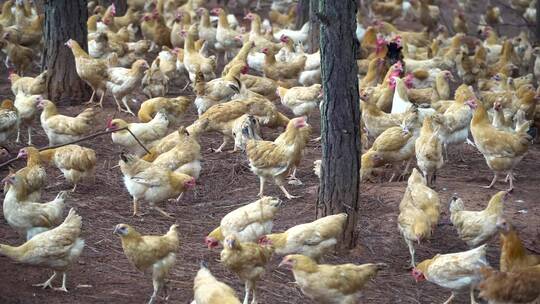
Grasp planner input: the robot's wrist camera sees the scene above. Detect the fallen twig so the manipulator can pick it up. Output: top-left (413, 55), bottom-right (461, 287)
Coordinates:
top-left (0, 127), bottom-right (149, 169)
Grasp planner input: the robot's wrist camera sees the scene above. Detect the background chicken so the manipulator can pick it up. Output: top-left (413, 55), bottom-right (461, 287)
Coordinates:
top-left (277, 84), bottom-right (322, 120)
top-left (106, 59), bottom-right (149, 115)
top-left (259, 213), bottom-right (347, 261)
top-left (415, 116), bottom-right (443, 186)
top-left (279, 254), bottom-right (387, 304)
top-left (205, 196), bottom-right (281, 249)
top-left (10, 70), bottom-right (47, 96)
top-left (114, 223), bottom-right (179, 304)
top-left (38, 99), bottom-right (96, 146)
top-left (14, 94), bottom-right (39, 145)
top-left (0, 99), bottom-right (19, 145)
top-left (478, 265), bottom-right (540, 304)
top-left (497, 218), bottom-right (540, 272)
top-left (137, 96), bottom-right (191, 125)
top-left (0, 208), bottom-right (84, 292)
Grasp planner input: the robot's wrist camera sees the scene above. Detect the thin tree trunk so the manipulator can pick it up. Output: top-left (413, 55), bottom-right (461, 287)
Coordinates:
top-left (42, 0), bottom-right (90, 105)
top-left (536, 0), bottom-right (540, 41)
top-left (317, 0), bottom-right (360, 249)
top-left (307, 0), bottom-right (320, 53)
top-left (296, 0), bottom-right (310, 29)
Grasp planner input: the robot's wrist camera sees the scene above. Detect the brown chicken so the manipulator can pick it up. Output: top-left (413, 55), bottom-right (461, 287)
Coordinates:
top-left (192, 262), bottom-right (241, 304)
top-left (12, 146), bottom-right (47, 202)
top-left (114, 223), bottom-right (179, 304)
top-left (415, 117), bottom-right (443, 186)
top-left (39, 145), bottom-right (96, 192)
top-left (141, 126), bottom-right (191, 161)
top-left (140, 12), bottom-right (172, 49)
top-left (478, 265), bottom-right (540, 303)
top-left (246, 116), bottom-right (311, 199)
top-left (0, 208), bottom-right (85, 292)
top-left (279, 254), bottom-right (387, 304)
top-left (1, 32), bottom-right (34, 75)
top-left (497, 218), bottom-right (540, 272)
top-left (261, 46), bottom-right (306, 82)
top-left (66, 39), bottom-right (110, 105)
top-left (38, 99), bottom-right (96, 146)
top-left (222, 41), bottom-right (254, 77)
top-left (205, 196), bottom-right (282, 249)
top-left (268, 5), bottom-right (296, 28)
top-left (220, 235), bottom-right (273, 304)
top-left (239, 74), bottom-right (278, 99)
top-left (259, 213), bottom-right (347, 262)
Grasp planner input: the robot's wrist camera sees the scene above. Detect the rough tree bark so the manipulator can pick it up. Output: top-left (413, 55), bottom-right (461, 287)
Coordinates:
top-left (536, 0), bottom-right (540, 41)
top-left (307, 0), bottom-right (320, 53)
top-left (316, 0), bottom-right (360, 249)
top-left (296, 0), bottom-right (310, 29)
top-left (42, 0), bottom-right (90, 105)
top-left (101, 0), bottom-right (127, 15)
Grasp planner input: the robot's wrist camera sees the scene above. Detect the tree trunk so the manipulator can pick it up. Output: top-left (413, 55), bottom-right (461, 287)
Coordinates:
top-left (100, 0), bottom-right (127, 15)
top-left (308, 0), bottom-right (320, 53)
top-left (317, 0), bottom-right (360, 249)
top-left (296, 0), bottom-right (310, 29)
top-left (536, 0), bottom-right (540, 41)
top-left (42, 0), bottom-right (90, 105)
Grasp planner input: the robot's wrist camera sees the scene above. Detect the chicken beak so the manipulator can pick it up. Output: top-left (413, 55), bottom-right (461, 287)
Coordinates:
top-left (113, 227), bottom-right (119, 235)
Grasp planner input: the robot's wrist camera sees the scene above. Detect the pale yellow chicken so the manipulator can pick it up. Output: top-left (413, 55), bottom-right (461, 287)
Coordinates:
top-left (450, 191), bottom-right (507, 248)
top-left (0, 208), bottom-right (85, 292)
top-left (114, 223), bottom-right (179, 304)
top-left (279, 254), bottom-right (387, 304)
top-left (205, 196), bottom-right (282, 249)
top-left (192, 262), bottom-right (241, 304)
top-left (141, 126), bottom-right (192, 161)
top-left (137, 96), bottom-right (191, 125)
top-left (259, 213), bottom-right (348, 262)
top-left (10, 70), bottom-right (47, 96)
top-left (108, 111), bottom-right (169, 156)
top-left (38, 99), bottom-right (96, 146)
top-left (39, 145), bottom-right (97, 192)
top-left (151, 134), bottom-right (202, 179)
top-left (277, 84), bottom-right (322, 119)
top-left (106, 59), bottom-right (150, 115)
top-left (14, 94), bottom-right (40, 145)
top-left (12, 146), bottom-right (47, 202)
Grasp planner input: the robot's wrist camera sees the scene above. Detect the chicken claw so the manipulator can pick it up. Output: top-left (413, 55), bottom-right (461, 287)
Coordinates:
top-left (279, 186), bottom-right (298, 199)
top-left (33, 272), bottom-right (57, 290)
top-left (154, 206), bottom-right (173, 218)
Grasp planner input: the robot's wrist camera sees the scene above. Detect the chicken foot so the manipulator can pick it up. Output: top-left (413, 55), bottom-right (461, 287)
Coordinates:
top-left (243, 280), bottom-right (255, 304)
top-left (121, 97), bottom-right (136, 116)
top-left (287, 167), bottom-right (303, 185)
top-left (470, 285), bottom-right (478, 304)
top-left (212, 136), bottom-right (230, 153)
top-left (482, 173), bottom-right (499, 189)
top-left (153, 205), bottom-right (173, 218)
top-left (84, 90), bottom-right (96, 105)
top-left (33, 271), bottom-right (57, 290)
top-left (443, 291), bottom-right (455, 304)
top-left (53, 272), bottom-right (69, 292)
top-left (279, 185), bottom-right (298, 200)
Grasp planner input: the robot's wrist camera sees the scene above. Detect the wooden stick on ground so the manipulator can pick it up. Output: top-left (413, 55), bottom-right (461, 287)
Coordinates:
top-left (0, 127), bottom-right (150, 169)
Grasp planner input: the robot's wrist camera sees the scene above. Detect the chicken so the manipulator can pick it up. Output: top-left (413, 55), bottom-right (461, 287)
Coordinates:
top-left (0, 99), bottom-right (19, 144)
top-left (415, 116), bottom-right (443, 186)
top-left (108, 112), bottom-right (169, 156)
top-left (273, 22), bottom-right (310, 45)
top-left (66, 39), bottom-right (110, 106)
top-left (239, 74), bottom-right (278, 99)
top-left (186, 97), bottom-right (290, 153)
top-left (13, 94), bottom-right (39, 145)
top-left (0, 208), bottom-right (85, 292)
top-left (279, 254), bottom-right (387, 304)
top-left (478, 265), bottom-right (540, 304)
top-left (150, 133), bottom-right (202, 178)
top-left (222, 41), bottom-right (254, 77)
top-left (470, 98), bottom-right (532, 191)
top-left (114, 223), bottom-right (179, 304)
top-left (259, 213), bottom-right (347, 261)
top-left (361, 107), bottom-right (421, 182)
top-left (137, 96), bottom-right (191, 125)
top-left (183, 24), bottom-right (217, 82)
top-left (140, 12), bottom-right (172, 49)
top-left (431, 85), bottom-right (477, 160)
top-left (39, 145), bottom-right (96, 192)
top-left (246, 117), bottom-right (311, 199)
top-left (38, 99), bottom-right (95, 146)
top-left (0, 32), bottom-right (34, 75)
top-left (192, 262), bottom-right (241, 304)
top-left (3, 169), bottom-right (67, 240)
top-left (106, 59), bottom-right (149, 115)
top-left (360, 89), bottom-right (405, 140)
top-left (205, 196), bottom-right (282, 249)
top-left (277, 84), bottom-right (322, 119)
top-left (11, 146), bottom-right (47, 202)
top-left (262, 46), bottom-right (306, 82)
top-left (9, 70), bottom-right (47, 96)
top-left (142, 57), bottom-right (170, 98)
top-left (141, 126), bottom-right (192, 161)
top-left (497, 218), bottom-right (540, 272)
top-left (118, 153), bottom-right (196, 217)
top-left (398, 168), bottom-right (440, 268)
top-left (412, 245), bottom-right (489, 304)
top-left (450, 191), bottom-right (506, 249)
top-left (196, 8), bottom-right (218, 52)
top-left (211, 8), bottom-right (243, 60)
top-left (390, 76), bottom-right (436, 122)
top-left (220, 235), bottom-right (272, 304)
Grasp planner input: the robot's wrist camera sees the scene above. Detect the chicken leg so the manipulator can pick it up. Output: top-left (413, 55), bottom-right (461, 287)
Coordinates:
top-left (405, 238), bottom-right (416, 269)
top-left (470, 285), bottom-right (478, 304)
top-left (132, 198), bottom-right (140, 217)
top-left (98, 91), bottom-right (106, 108)
top-left (443, 291), bottom-right (455, 304)
top-left (257, 177), bottom-right (266, 197)
top-left (84, 90), bottom-right (96, 105)
top-left (482, 173), bottom-right (499, 189)
top-left (121, 97), bottom-right (136, 116)
top-left (213, 136), bottom-right (229, 153)
top-left (33, 271), bottom-right (57, 289)
top-left (54, 272), bottom-right (69, 292)
top-left (250, 281), bottom-right (258, 304)
top-left (279, 185), bottom-right (298, 200)
top-left (243, 281), bottom-right (251, 304)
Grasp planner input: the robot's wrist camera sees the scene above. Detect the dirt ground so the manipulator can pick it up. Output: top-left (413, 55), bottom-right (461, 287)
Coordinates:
top-left (0, 1), bottom-right (539, 304)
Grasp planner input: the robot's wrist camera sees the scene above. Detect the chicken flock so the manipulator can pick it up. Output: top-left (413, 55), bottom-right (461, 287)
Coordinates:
top-left (0, 0), bottom-right (539, 303)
